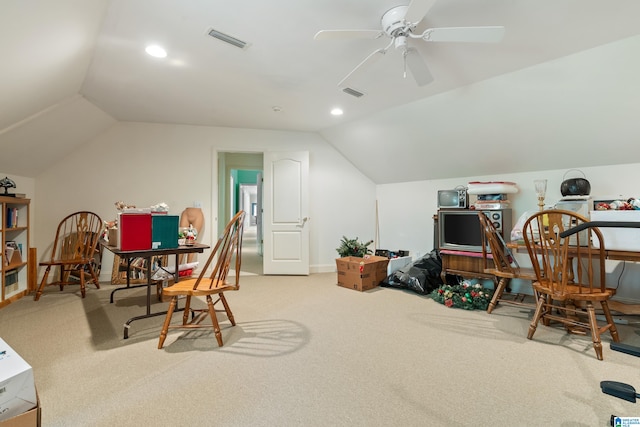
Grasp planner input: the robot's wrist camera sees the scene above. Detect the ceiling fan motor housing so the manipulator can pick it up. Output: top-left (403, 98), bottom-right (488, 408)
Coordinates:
top-left (382, 5), bottom-right (410, 37)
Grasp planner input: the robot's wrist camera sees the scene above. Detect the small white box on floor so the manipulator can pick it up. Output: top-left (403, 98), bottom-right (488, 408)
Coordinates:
top-left (387, 256), bottom-right (412, 276)
top-left (0, 338), bottom-right (37, 422)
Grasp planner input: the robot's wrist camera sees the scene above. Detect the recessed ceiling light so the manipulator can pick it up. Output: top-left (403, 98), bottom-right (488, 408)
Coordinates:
top-left (331, 108), bottom-right (343, 116)
top-left (145, 45), bottom-right (167, 58)
top-left (272, 106), bottom-right (282, 112)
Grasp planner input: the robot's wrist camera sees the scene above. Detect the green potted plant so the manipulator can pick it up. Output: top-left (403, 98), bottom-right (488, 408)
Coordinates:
top-left (336, 236), bottom-right (374, 258)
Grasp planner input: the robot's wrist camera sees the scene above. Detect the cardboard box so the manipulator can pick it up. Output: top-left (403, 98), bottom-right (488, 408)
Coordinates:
top-left (336, 256), bottom-right (389, 292)
top-left (0, 393), bottom-right (40, 427)
top-left (107, 228), bottom-right (118, 247)
top-left (0, 338), bottom-right (37, 423)
top-left (151, 215), bottom-right (179, 249)
top-left (117, 213), bottom-right (152, 251)
top-left (590, 210), bottom-right (640, 251)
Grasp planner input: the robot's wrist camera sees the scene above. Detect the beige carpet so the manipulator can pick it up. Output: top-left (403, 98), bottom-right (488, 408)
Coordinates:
top-left (1, 271), bottom-right (640, 426)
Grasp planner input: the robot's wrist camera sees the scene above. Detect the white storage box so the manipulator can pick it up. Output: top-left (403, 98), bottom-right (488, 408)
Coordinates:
top-left (387, 256), bottom-right (412, 275)
top-left (589, 210), bottom-right (640, 251)
top-left (0, 338), bottom-right (37, 421)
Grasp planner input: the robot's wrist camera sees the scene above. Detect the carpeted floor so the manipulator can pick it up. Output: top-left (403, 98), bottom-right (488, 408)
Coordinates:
top-left (1, 265), bottom-right (640, 426)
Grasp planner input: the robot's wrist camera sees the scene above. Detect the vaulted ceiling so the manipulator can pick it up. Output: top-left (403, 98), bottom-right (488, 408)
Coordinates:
top-left (2, 0), bottom-right (640, 183)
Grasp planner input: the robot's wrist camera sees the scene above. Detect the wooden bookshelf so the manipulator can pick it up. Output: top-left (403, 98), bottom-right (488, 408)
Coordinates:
top-left (1, 195), bottom-right (31, 308)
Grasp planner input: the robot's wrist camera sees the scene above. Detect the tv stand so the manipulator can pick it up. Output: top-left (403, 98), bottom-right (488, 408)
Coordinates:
top-left (439, 249), bottom-right (495, 282)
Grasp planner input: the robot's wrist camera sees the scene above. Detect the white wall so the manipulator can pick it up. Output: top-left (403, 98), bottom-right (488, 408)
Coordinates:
top-left (377, 163), bottom-right (640, 302)
top-left (34, 122), bottom-right (376, 275)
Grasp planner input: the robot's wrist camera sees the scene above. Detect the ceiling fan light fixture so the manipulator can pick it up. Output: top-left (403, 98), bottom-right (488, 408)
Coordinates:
top-left (206, 28), bottom-right (250, 49)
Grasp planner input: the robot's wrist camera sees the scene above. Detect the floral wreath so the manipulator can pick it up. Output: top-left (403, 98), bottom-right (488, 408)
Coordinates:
top-left (431, 281), bottom-right (494, 310)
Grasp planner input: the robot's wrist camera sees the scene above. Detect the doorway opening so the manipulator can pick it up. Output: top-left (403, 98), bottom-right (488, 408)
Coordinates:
top-left (217, 151), bottom-right (263, 275)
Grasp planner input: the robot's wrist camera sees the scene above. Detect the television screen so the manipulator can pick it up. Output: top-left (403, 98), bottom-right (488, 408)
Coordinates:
top-left (438, 191), bottom-right (458, 208)
top-left (442, 212), bottom-right (482, 248)
top-left (438, 209), bottom-right (512, 252)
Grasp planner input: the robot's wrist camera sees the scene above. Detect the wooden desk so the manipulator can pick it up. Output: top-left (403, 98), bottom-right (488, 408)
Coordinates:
top-left (439, 249), bottom-right (495, 282)
top-left (440, 245), bottom-right (640, 315)
top-left (507, 242), bottom-right (640, 315)
top-left (100, 242), bottom-right (209, 338)
top-left (506, 242), bottom-right (640, 263)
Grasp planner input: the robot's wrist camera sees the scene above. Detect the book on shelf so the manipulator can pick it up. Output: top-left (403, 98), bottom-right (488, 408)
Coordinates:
top-left (4, 270), bottom-right (19, 287)
top-left (5, 241), bottom-right (21, 265)
top-left (5, 207), bottom-right (19, 228)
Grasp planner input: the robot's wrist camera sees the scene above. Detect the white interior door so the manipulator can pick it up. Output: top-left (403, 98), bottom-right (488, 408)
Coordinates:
top-left (262, 151), bottom-right (309, 275)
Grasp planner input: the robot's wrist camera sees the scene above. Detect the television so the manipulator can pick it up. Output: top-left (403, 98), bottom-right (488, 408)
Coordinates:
top-left (437, 188), bottom-right (468, 209)
top-left (438, 209), bottom-right (512, 252)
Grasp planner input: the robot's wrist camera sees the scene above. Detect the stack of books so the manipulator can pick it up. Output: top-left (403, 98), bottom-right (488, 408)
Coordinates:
top-left (474, 193), bottom-right (511, 210)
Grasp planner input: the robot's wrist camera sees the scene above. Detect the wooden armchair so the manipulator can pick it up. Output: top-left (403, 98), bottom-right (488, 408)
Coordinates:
top-left (522, 209), bottom-right (620, 360)
top-left (158, 210), bottom-right (245, 349)
top-left (35, 211), bottom-right (102, 301)
top-left (478, 212), bottom-right (537, 314)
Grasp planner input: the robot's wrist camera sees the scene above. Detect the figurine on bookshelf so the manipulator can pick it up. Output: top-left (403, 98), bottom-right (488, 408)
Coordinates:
top-left (0, 177), bottom-right (17, 196)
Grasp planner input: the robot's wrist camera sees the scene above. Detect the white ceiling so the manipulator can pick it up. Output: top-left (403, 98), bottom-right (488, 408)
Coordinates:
top-left (2, 0), bottom-right (640, 182)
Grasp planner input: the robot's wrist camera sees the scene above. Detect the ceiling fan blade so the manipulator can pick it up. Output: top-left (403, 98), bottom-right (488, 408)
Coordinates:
top-left (423, 26), bottom-right (506, 43)
top-left (338, 48), bottom-right (386, 88)
top-left (404, 48), bottom-right (433, 86)
top-left (314, 29), bottom-right (384, 40)
top-left (404, 0), bottom-right (439, 26)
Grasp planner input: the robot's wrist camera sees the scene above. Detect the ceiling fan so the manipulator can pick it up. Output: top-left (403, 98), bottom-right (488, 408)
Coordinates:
top-left (314, 0), bottom-right (505, 89)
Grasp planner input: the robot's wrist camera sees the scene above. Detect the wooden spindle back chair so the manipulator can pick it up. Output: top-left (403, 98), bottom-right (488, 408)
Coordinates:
top-left (478, 212), bottom-right (537, 314)
top-left (35, 211), bottom-right (102, 300)
top-left (522, 209), bottom-right (620, 360)
top-left (158, 210), bottom-right (245, 349)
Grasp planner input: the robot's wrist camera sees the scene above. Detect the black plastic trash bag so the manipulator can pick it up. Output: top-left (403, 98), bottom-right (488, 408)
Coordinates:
top-left (381, 249), bottom-right (456, 295)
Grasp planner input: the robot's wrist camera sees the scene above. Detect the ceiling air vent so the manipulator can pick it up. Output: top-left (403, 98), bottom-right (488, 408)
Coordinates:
top-left (206, 28), bottom-right (249, 49)
top-left (342, 87), bottom-right (364, 98)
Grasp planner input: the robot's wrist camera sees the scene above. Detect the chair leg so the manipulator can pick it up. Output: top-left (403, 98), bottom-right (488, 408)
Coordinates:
top-left (158, 296), bottom-right (178, 349)
top-left (88, 264), bottom-right (100, 290)
top-left (487, 277), bottom-right (508, 314)
top-left (34, 266), bottom-right (51, 301)
top-left (206, 295), bottom-right (224, 347)
top-left (79, 270), bottom-right (86, 298)
top-left (585, 303), bottom-right (603, 360)
top-left (219, 293), bottom-right (236, 326)
top-left (59, 268), bottom-right (66, 291)
top-left (182, 296), bottom-right (192, 325)
top-left (527, 294), bottom-right (546, 340)
top-left (600, 300), bottom-right (620, 342)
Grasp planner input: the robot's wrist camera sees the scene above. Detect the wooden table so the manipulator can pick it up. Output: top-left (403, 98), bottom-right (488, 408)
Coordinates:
top-left (100, 242), bottom-right (209, 338)
top-left (507, 242), bottom-right (640, 315)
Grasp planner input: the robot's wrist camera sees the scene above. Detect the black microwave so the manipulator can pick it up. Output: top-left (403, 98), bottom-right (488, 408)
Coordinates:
top-left (437, 188), bottom-right (468, 209)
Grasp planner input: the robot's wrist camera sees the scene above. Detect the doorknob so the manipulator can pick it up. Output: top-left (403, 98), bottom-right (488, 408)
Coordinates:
top-left (297, 217), bottom-right (309, 228)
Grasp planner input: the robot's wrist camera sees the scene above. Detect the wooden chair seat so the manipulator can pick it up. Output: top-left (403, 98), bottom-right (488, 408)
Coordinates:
top-left (35, 211), bottom-right (102, 300)
top-left (523, 209), bottom-right (620, 360)
top-left (158, 211), bottom-right (245, 349)
top-left (161, 278), bottom-right (238, 297)
top-left (532, 281), bottom-right (615, 302)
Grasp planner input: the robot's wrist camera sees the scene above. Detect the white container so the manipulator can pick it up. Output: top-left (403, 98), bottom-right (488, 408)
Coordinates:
top-left (0, 338), bottom-right (37, 421)
top-left (589, 210), bottom-right (640, 251)
top-left (387, 256), bottom-right (413, 275)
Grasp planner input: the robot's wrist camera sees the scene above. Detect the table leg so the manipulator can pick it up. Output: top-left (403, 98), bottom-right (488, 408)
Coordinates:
top-left (122, 254), bottom-right (183, 339)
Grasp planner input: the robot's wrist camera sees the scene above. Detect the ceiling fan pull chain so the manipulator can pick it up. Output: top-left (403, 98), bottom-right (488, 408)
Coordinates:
top-left (402, 51), bottom-right (408, 79)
